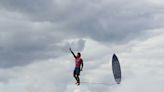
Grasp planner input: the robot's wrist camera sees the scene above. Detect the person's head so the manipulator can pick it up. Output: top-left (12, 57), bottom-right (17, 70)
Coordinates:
top-left (77, 52), bottom-right (81, 58)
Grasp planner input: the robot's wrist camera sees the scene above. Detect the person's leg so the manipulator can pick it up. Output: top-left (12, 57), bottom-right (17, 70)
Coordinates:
top-left (76, 68), bottom-right (80, 85)
top-left (73, 69), bottom-right (78, 83)
top-left (76, 75), bottom-right (80, 85)
top-left (74, 74), bottom-right (78, 83)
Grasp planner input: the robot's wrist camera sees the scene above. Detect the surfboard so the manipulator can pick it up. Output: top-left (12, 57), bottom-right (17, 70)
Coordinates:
top-left (112, 54), bottom-right (121, 84)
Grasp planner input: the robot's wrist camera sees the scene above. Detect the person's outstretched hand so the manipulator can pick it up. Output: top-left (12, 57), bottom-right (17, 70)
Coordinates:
top-left (69, 48), bottom-right (72, 51)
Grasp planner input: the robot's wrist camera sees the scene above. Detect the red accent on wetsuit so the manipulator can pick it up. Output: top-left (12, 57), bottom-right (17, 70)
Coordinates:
top-left (75, 58), bottom-right (83, 68)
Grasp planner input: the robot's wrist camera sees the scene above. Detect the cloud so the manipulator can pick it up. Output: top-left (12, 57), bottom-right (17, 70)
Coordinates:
top-left (0, 9), bottom-right (86, 68)
top-left (0, 28), bottom-right (164, 92)
top-left (0, 7), bottom-right (88, 68)
top-left (0, 30), bottom-right (85, 68)
top-left (1, 0), bottom-right (164, 44)
top-left (0, 0), bottom-right (164, 68)
top-left (0, 0), bottom-right (164, 92)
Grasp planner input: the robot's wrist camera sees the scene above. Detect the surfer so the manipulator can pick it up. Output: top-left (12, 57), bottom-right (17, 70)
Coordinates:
top-left (69, 48), bottom-right (83, 86)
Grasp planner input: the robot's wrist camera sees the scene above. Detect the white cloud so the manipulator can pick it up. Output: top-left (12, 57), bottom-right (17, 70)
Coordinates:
top-left (0, 0), bottom-right (164, 92)
top-left (0, 29), bottom-right (163, 92)
top-left (0, 0), bottom-right (164, 68)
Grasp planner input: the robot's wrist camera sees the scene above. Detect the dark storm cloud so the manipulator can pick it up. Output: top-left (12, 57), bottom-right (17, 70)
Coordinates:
top-left (1, 0), bottom-right (163, 42)
top-left (67, 1), bottom-right (163, 43)
top-left (0, 29), bottom-right (85, 68)
top-left (0, 0), bottom-right (164, 68)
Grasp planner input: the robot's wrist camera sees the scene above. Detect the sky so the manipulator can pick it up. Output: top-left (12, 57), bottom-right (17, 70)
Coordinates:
top-left (0, 0), bottom-right (164, 92)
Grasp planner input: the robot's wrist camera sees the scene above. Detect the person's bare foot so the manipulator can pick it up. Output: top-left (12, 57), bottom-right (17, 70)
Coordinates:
top-left (77, 82), bottom-right (80, 86)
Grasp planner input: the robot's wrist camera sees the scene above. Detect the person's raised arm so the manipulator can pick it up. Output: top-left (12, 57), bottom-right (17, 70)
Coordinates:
top-left (69, 48), bottom-right (76, 58)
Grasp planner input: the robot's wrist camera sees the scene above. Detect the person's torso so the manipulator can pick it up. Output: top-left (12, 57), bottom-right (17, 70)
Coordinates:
top-left (75, 58), bottom-right (82, 68)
